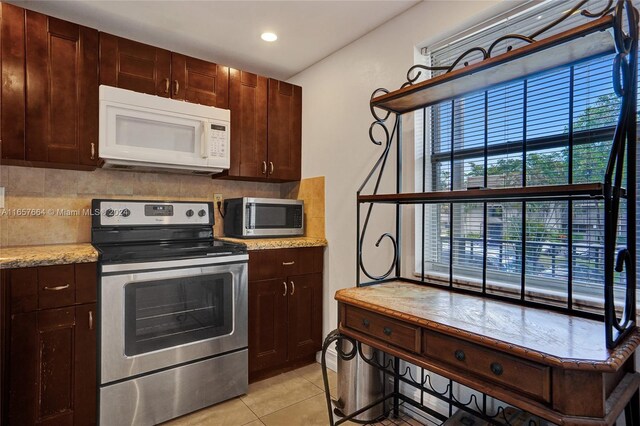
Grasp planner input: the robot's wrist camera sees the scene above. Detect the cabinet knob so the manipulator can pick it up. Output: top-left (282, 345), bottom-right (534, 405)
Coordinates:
top-left (362, 319), bottom-right (370, 328)
top-left (174, 80), bottom-right (180, 96)
top-left (262, 161), bottom-right (267, 175)
top-left (290, 281), bottom-right (295, 296)
top-left (383, 327), bottom-right (392, 336)
top-left (454, 349), bottom-right (466, 361)
top-left (282, 281), bottom-right (288, 297)
top-left (164, 78), bottom-right (170, 94)
top-left (90, 142), bottom-right (96, 160)
top-left (490, 362), bottom-right (503, 376)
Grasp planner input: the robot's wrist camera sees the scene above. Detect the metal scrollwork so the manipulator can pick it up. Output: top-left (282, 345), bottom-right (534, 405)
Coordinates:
top-left (357, 88), bottom-right (399, 283)
top-left (402, 0), bottom-right (619, 87)
top-left (603, 0), bottom-right (638, 348)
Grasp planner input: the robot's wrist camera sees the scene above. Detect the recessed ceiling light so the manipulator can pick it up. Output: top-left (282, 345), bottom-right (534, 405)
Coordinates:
top-left (261, 32), bottom-right (278, 42)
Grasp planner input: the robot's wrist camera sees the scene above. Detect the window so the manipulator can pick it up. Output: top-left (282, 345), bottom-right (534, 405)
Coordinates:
top-left (415, 0), bottom-right (632, 312)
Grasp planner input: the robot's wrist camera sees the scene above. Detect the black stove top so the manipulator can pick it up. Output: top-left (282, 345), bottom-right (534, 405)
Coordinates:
top-left (90, 199), bottom-right (246, 264)
top-left (94, 239), bottom-right (246, 264)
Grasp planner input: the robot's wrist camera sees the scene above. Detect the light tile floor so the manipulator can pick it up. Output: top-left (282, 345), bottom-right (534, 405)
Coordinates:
top-left (163, 363), bottom-right (420, 426)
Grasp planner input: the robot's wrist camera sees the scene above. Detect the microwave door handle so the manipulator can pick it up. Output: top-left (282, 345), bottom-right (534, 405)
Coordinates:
top-left (201, 122), bottom-right (209, 158)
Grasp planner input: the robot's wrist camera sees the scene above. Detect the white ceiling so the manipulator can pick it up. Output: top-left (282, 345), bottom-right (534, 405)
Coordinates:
top-left (13, 0), bottom-right (420, 80)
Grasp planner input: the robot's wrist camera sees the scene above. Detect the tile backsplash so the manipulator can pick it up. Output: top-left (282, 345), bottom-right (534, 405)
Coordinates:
top-left (0, 166), bottom-right (282, 246)
top-left (281, 176), bottom-right (325, 239)
top-left (0, 166), bottom-right (327, 247)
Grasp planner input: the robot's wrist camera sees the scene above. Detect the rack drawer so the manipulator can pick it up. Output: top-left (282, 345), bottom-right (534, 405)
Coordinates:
top-left (423, 330), bottom-right (551, 403)
top-left (344, 306), bottom-right (421, 353)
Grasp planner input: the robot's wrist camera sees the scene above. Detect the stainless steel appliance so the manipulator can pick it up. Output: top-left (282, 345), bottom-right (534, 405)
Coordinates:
top-left (92, 199), bottom-right (248, 426)
top-left (223, 197), bottom-right (304, 238)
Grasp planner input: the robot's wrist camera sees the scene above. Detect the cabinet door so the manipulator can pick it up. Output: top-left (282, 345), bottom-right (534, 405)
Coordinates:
top-left (74, 304), bottom-right (97, 426)
top-left (9, 308), bottom-right (75, 426)
top-left (25, 11), bottom-right (99, 167)
top-left (100, 33), bottom-right (171, 97)
top-left (228, 69), bottom-right (268, 179)
top-left (7, 305), bottom-right (96, 426)
top-left (1, 3), bottom-right (26, 160)
top-left (171, 53), bottom-right (229, 108)
top-left (248, 278), bottom-right (288, 376)
top-left (287, 273), bottom-right (322, 361)
top-left (267, 79), bottom-right (301, 181)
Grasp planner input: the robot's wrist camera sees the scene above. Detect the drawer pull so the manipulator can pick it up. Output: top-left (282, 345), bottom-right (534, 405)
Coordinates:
top-left (362, 319), bottom-right (370, 328)
top-left (454, 349), bottom-right (466, 362)
top-left (383, 327), bottom-right (392, 336)
top-left (282, 261), bottom-right (295, 266)
top-left (490, 362), bottom-right (504, 376)
top-left (43, 284), bottom-right (70, 291)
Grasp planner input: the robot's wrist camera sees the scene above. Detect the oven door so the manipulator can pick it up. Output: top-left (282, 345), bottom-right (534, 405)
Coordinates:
top-left (100, 255), bottom-right (247, 384)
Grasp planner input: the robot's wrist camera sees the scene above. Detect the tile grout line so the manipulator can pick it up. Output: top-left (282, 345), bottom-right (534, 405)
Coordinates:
top-left (258, 391), bottom-right (327, 423)
top-left (238, 397), bottom-right (262, 424)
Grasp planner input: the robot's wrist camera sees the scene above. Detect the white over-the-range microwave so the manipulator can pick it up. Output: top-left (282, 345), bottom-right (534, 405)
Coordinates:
top-left (99, 85), bottom-right (230, 175)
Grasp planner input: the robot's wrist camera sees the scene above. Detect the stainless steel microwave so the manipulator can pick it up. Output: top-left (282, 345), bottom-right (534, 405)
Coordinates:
top-left (223, 198), bottom-right (304, 238)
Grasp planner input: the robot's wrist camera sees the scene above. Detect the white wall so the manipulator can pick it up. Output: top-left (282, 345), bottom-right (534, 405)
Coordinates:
top-left (288, 0), bottom-right (524, 340)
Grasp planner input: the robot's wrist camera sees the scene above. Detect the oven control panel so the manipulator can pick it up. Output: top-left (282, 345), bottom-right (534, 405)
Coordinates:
top-left (97, 201), bottom-right (212, 226)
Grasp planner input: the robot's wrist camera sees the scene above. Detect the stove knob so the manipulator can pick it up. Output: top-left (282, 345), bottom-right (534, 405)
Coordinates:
top-left (186, 209), bottom-right (194, 217)
top-left (105, 209), bottom-right (115, 218)
top-left (198, 209), bottom-right (207, 217)
top-left (121, 208), bottom-right (131, 218)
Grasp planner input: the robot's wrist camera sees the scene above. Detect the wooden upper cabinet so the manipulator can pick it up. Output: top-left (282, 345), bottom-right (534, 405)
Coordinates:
top-left (228, 69), bottom-right (268, 179)
top-left (224, 73), bottom-right (301, 182)
top-left (0, 6), bottom-right (98, 168)
top-left (1, 2), bottom-right (26, 160)
top-left (100, 33), bottom-right (171, 97)
top-left (267, 79), bottom-right (302, 181)
top-left (172, 53), bottom-right (229, 108)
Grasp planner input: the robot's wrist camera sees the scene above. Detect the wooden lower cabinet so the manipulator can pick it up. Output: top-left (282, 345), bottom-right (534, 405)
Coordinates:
top-left (248, 248), bottom-right (323, 381)
top-left (287, 273), bottom-right (323, 361)
top-left (2, 263), bottom-right (97, 426)
top-left (248, 278), bottom-right (289, 373)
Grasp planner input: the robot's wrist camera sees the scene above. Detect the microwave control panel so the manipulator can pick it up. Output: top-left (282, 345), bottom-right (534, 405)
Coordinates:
top-left (204, 122), bottom-right (229, 159)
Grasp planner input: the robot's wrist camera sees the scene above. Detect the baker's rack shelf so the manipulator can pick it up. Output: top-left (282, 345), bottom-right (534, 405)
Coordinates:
top-left (371, 15), bottom-right (617, 114)
top-left (357, 182), bottom-right (620, 204)
top-left (322, 1), bottom-right (640, 425)
top-left (357, 0), bottom-right (638, 349)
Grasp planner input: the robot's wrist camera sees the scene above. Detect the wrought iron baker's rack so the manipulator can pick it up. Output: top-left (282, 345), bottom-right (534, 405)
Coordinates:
top-left (322, 1), bottom-right (639, 425)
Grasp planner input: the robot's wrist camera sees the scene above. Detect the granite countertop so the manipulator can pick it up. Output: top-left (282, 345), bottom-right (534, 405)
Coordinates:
top-left (217, 236), bottom-right (327, 250)
top-left (0, 243), bottom-right (99, 269)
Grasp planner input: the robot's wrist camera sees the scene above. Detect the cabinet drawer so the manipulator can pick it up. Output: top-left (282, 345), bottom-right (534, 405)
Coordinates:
top-left (423, 331), bottom-right (551, 403)
top-left (8, 263), bottom-right (97, 313)
top-left (249, 247), bottom-right (323, 281)
top-left (344, 306), bottom-right (420, 353)
top-left (38, 264), bottom-right (76, 309)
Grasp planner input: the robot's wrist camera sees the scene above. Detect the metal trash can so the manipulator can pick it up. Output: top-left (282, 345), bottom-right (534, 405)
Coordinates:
top-left (334, 339), bottom-right (387, 422)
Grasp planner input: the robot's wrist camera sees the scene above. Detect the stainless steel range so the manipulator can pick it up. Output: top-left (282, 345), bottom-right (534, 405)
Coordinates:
top-left (92, 199), bottom-right (248, 426)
